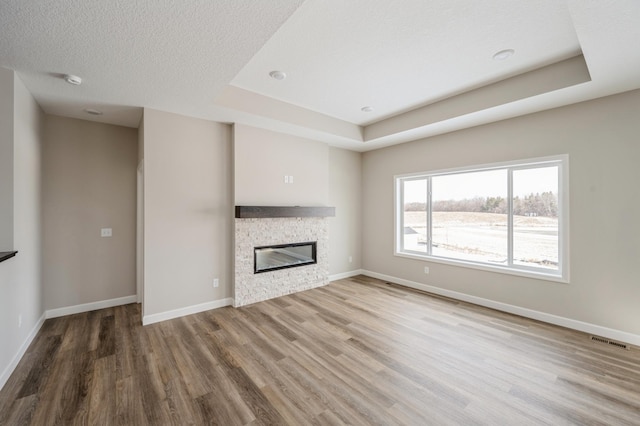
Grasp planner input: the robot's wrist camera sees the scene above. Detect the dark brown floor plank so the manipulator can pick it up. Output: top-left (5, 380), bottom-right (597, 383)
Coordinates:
top-left (96, 315), bottom-right (115, 359)
top-left (16, 335), bottom-right (62, 399)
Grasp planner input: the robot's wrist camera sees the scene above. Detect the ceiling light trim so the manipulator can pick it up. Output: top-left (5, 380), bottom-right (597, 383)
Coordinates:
top-left (269, 70), bottom-right (287, 81)
top-left (493, 49), bottom-right (515, 61)
top-left (64, 74), bottom-right (82, 85)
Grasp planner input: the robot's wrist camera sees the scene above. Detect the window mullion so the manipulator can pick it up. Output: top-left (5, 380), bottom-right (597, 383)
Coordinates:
top-left (507, 168), bottom-right (513, 267)
top-left (427, 177), bottom-right (432, 256)
top-left (399, 179), bottom-right (405, 252)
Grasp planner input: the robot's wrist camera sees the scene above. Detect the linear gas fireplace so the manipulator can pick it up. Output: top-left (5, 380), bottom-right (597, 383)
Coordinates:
top-left (254, 241), bottom-right (317, 274)
top-left (235, 210), bottom-right (332, 307)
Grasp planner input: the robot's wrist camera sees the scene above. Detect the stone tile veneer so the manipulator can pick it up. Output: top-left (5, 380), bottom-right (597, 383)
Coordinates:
top-left (234, 217), bottom-right (329, 307)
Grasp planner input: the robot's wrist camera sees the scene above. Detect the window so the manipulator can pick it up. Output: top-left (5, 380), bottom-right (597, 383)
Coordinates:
top-left (395, 155), bottom-right (568, 282)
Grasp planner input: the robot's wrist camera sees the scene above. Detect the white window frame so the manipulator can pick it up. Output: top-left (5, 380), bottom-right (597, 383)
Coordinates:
top-left (394, 155), bottom-right (569, 283)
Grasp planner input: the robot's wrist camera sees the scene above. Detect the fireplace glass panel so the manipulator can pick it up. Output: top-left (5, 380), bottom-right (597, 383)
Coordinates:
top-left (254, 241), bottom-right (317, 273)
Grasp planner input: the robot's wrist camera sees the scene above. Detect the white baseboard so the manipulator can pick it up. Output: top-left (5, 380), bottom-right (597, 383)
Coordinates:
top-left (45, 295), bottom-right (138, 319)
top-left (362, 270), bottom-right (640, 347)
top-left (329, 269), bottom-right (365, 282)
top-left (0, 312), bottom-right (45, 391)
top-left (142, 298), bottom-right (233, 326)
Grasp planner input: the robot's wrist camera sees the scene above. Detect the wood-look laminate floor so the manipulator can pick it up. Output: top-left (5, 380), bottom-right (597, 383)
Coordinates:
top-left (1, 275), bottom-right (639, 425)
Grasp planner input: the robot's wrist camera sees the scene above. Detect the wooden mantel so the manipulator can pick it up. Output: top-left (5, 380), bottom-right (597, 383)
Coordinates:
top-left (235, 206), bottom-right (335, 219)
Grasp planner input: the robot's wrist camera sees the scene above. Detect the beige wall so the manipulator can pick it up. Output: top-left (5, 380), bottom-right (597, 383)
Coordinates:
top-left (42, 116), bottom-right (137, 310)
top-left (0, 72), bottom-right (43, 387)
top-left (362, 89), bottom-right (640, 336)
top-left (143, 109), bottom-right (233, 318)
top-left (234, 124), bottom-right (329, 206)
top-left (0, 68), bottom-right (14, 249)
top-left (328, 147), bottom-right (362, 276)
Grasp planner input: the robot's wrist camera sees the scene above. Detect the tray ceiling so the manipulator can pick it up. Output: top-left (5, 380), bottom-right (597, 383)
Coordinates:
top-left (1, 0), bottom-right (639, 151)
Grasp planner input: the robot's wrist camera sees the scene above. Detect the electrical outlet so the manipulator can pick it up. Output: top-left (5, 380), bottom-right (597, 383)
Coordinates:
top-left (349, 256), bottom-right (353, 263)
top-left (213, 278), bottom-right (219, 288)
top-left (424, 266), bottom-right (430, 274)
top-left (101, 228), bottom-right (112, 237)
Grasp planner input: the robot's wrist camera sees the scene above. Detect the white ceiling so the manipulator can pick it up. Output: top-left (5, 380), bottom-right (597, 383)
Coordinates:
top-left (231, 0), bottom-right (581, 125)
top-left (1, 0), bottom-right (640, 152)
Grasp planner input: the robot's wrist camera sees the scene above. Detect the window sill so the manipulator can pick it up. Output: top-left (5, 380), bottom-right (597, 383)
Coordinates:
top-left (395, 251), bottom-right (568, 284)
top-left (0, 251), bottom-right (18, 263)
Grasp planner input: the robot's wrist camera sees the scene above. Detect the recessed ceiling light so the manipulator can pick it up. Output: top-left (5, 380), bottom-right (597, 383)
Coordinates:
top-left (493, 49), bottom-right (515, 61)
top-left (64, 74), bottom-right (82, 85)
top-left (269, 70), bottom-right (287, 81)
top-left (83, 108), bottom-right (103, 116)
top-left (361, 106), bottom-right (374, 113)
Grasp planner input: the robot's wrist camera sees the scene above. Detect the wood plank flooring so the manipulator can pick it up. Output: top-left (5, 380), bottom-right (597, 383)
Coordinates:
top-left (1, 275), bottom-right (639, 425)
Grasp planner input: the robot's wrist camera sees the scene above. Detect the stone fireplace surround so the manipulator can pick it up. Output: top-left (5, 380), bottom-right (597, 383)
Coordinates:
top-left (234, 206), bottom-right (335, 307)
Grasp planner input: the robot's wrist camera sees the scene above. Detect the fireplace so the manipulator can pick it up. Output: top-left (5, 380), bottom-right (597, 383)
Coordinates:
top-left (254, 241), bottom-right (317, 274)
top-left (234, 206), bottom-right (334, 307)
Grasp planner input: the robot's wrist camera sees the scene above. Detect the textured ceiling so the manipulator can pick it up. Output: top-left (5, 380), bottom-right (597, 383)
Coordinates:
top-left (0, 0), bottom-right (305, 127)
top-left (1, 0), bottom-right (640, 151)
